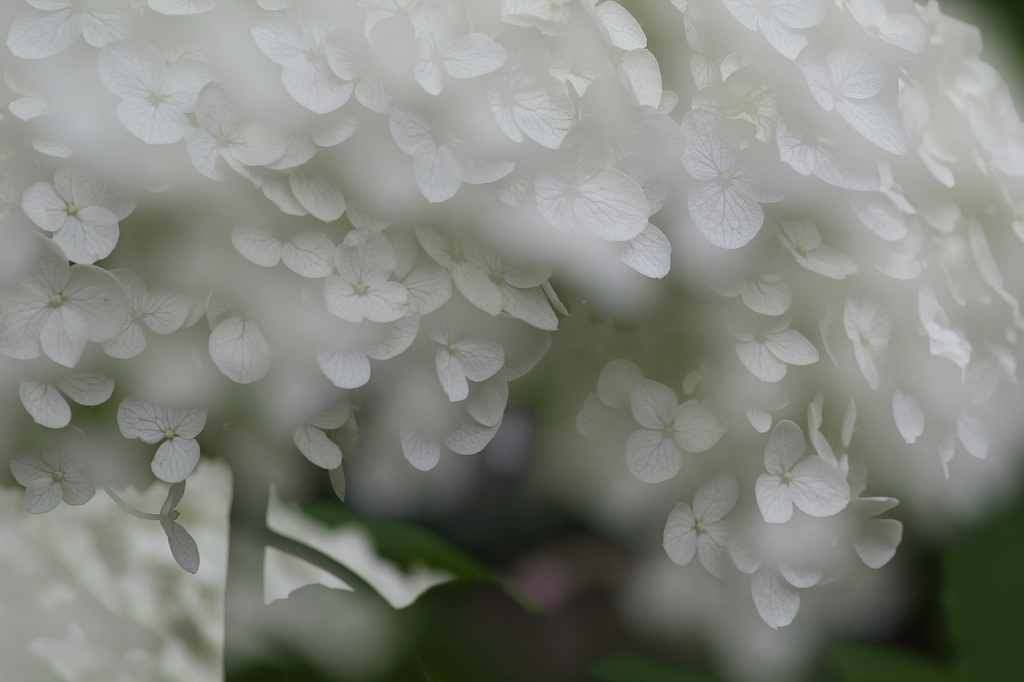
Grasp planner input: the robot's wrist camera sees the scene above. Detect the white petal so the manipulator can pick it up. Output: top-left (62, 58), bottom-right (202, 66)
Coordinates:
top-left (292, 426), bottom-right (343, 469)
top-left (365, 314), bottom-right (420, 360)
top-left (790, 456), bottom-right (851, 517)
top-left (747, 408), bottom-right (772, 433)
top-left (20, 381), bottom-right (72, 429)
top-left (56, 372), bottom-right (115, 406)
top-left (232, 226), bottom-right (284, 267)
top-left (281, 61), bottom-right (353, 115)
top-left (290, 173), bottom-right (346, 223)
top-left (629, 379), bottom-right (678, 429)
top-left (316, 350), bottom-right (370, 389)
top-left (751, 568), bottom-right (800, 629)
top-left (401, 423), bottom-right (441, 471)
top-left (597, 359), bottom-right (644, 410)
top-left (403, 265), bottom-right (452, 315)
top-left (117, 397), bottom-right (167, 443)
top-left (693, 472), bottom-right (739, 522)
top-left (765, 419), bottom-right (805, 474)
top-left (835, 99), bottom-right (909, 156)
top-left (282, 232), bottom-right (335, 278)
top-left (742, 280), bottom-right (791, 316)
top-left (663, 503), bottom-right (697, 566)
top-left (957, 411), bottom-right (988, 459)
top-left (98, 39), bottom-right (163, 99)
top-left (451, 264), bottom-right (504, 315)
top-left (765, 328), bottom-right (819, 366)
top-left (673, 400), bottom-right (726, 452)
top-left (892, 390), bottom-right (924, 444)
top-left (696, 523), bottom-right (731, 578)
top-left (755, 474), bottom-right (793, 523)
top-left (40, 306), bottom-right (89, 367)
top-left (436, 350), bottom-right (469, 402)
top-left (24, 480), bottom-right (63, 514)
top-left (7, 11), bottom-right (79, 59)
top-left (455, 338), bottom-right (505, 381)
top-left (162, 520), bottom-right (200, 573)
top-left (595, 1), bottom-right (647, 50)
top-left (625, 429), bottom-right (682, 483)
top-left (152, 437), bottom-right (200, 482)
top-left (500, 286), bottom-right (557, 331)
top-left (445, 418), bottom-right (501, 455)
top-left (855, 518), bottom-right (903, 569)
top-left (444, 33), bottom-right (507, 79)
top-left (621, 223), bottom-right (671, 278)
top-left (102, 319), bottom-right (146, 359)
top-left (208, 317), bottom-right (272, 384)
top-left (576, 393), bottom-right (618, 438)
top-left (689, 181), bottom-right (765, 250)
top-left (736, 340), bottom-right (788, 382)
top-left (166, 405), bottom-right (206, 438)
top-left (574, 169), bottom-right (649, 241)
top-left (779, 565), bottom-right (821, 589)
top-left (466, 376), bottom-right (508, 427)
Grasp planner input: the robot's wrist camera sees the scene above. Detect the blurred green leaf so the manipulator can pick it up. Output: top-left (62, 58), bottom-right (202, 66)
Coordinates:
top-left (944, 500), bottom-right (1024, 682)
top-left (827, 645), bottom-right (953, 682)
top-left (588, 654), bottom-right (718, 682)
top-left (302, 500), bottom-right (488, 580)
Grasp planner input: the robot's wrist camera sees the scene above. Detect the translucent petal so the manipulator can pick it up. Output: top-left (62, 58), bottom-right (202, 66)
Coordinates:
top-left (855, 518), bottom-right (903, 569)
top-left (597, 359), bottom-right (644, 409)
top-left (755, 473), bottom-right (793, 523)
top-left (621, 223), bottom-right (671, 279)
top-left (693, 472), bottom-right (738, 523)
top-left (316, 350), bottom-right (370, 389)
top-left (290, 173), bottom-right (346, 223)
top-left (789, 456), bottom-right (851, 517)
top-left (208, 317), bottom-right (273, 384)
top-left (736, 340), bottom-right (788, 382)
top-left (957, 411), bottom-right (988, 459)
top-left (152, 437), bottom-right (200, 482)
top-left (625, 429), bottom-right (682, 483)
top-left (293, 426), bottom-right (343, 469)
top-left (663, 503), bottom-right (697, 566)
top-left (162, 520), bottom-right (200, 573)
top-left (401, 423), bottom-right (441, 471)
top-left (629, 379), bottom-right (678, 429)
top-left (20, 381), bottom-right (72, 429)
top-left (892, 390), bottom-right (924, 444)
top-left (765, 419), bottom-right (805, 474)
top-left (56, 372), bottom-right (115, 406)
top-left (673, 400), bottom-right (726, 452)
top-left (445, 418), bottom-right (501, 455)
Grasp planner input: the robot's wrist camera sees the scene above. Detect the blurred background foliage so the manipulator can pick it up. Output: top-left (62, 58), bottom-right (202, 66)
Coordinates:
top-left (220, 0), bottom-right (1024, 680)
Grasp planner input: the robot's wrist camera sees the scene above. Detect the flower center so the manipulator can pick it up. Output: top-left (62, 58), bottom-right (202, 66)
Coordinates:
top-left (66, 203), bottom-right (79, 216)
top-left (168, 509), bottom-right (180, 521)
top-left (49, 293), bottom-right (64, 307)
top-left (354, 283), bottom-right (368, 295)
top-left (695, 521), bottom-right (706, 533)
top-left (782, 471), bottom-right (793, 482)
top-left (447, 343), bottom-right (459, 353)
top-left (148, 91), bottom-right (165, 106)
top-left (164, 429), bottom-right (176, 440)
top-left (52, 471), bottom-right (64, 482)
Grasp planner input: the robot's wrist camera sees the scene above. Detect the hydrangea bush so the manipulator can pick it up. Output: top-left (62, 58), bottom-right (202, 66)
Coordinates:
top-left (3, 0), bottom-right (1024, 671)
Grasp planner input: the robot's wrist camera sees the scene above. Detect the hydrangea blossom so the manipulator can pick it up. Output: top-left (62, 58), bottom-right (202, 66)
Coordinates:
top-left (117, 398), bottom-right (207, 483)
top-left (9, 445), bottom-right (95, 514)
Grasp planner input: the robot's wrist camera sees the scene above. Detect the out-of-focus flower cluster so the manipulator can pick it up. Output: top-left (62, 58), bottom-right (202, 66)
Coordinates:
top-left (2, 0), bottom-right (1024, 667)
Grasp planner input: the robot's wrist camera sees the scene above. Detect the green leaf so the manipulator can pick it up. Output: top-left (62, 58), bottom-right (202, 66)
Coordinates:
top-left (827, 645), bottom-right (953, 682)
top-left (588, 654), bottom-right (718, 682)
top-left (944, 501), bottom-right (1024, 682)
top-left (301, 499), bottom-right (488, 580)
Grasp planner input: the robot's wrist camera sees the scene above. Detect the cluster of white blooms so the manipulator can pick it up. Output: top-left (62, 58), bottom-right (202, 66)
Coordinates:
top-left (2, 0), bottom-right (1024, 660)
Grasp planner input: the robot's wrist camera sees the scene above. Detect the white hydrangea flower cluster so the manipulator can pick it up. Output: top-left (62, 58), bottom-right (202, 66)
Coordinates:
top-left (0, 0), bottom-right (1022, 646)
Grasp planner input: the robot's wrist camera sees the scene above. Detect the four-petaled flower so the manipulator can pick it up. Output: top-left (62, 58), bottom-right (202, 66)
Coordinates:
top-left (663, 472), bottom-right (738, 578)
top-left (10, 447), bottom-right (95, 514)
top-left (117, 397), bottom-right (208, 483)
